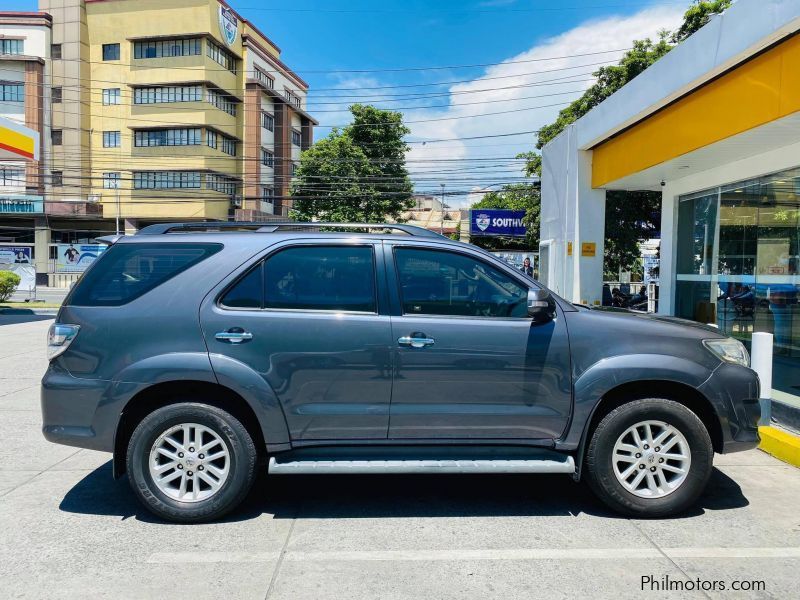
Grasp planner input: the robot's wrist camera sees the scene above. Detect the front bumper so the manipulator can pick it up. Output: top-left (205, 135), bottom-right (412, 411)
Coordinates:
top-left (698, 362), bottom-right (761, 453)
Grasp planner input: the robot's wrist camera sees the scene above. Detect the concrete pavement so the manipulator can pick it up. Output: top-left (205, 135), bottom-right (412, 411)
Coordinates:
top-left (1, 316), bottom-right (799, 599)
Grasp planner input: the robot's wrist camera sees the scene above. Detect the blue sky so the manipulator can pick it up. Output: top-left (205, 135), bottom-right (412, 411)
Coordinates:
top-left (7, 0), bottom-right (689, 203)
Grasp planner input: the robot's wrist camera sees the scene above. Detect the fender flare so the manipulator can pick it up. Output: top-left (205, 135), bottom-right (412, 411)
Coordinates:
top-left (559, 354), bottom-right (716, 479)
top-left (109, 352), bottom-right (290, 477)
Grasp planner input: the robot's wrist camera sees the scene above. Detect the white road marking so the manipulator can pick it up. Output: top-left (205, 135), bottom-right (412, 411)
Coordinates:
top-left (148, 547), bottom-right (800, 564)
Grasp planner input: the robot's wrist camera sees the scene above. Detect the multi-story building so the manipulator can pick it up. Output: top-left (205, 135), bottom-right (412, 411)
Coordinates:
top-left (0, 11), bottom-right (51, 283)
top-left (2, 1), bottom-right (315, 286)
top-left (43, 0), bottom-right (315, 236)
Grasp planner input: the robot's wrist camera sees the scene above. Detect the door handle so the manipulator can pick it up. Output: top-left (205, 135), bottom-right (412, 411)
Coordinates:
top-left (215, 328), bottom-right (254, 344)
top-left (398, 335), bottom-right (435, 349)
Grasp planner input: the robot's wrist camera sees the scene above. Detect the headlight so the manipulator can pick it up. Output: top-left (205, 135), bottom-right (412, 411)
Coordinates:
top-left (702, 338), bottom-right (749, 367)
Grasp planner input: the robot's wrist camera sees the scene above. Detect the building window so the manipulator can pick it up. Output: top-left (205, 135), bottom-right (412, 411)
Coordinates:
top-left (103, 172), bottom-right (121, 189)
top-left (291, 129), bottom-right (302, 146)
top-left (102, 88), bottom-right (121, 105)
top-left (206, 130), bottom-right (218, 149)
top-left (51, 171), bottom-right (63, 186)
top-left (291, 162), bottom-right (299, 176)
top-left (284, 88), bottom-right (301, 109)
top-left (133, 38), bottom-right (201, 59)
top-left (254, 66), bottom-right (274, 89)
top-left (260, 186), bottom-right (274, 200)
top-left (51, 130), bottom-right (63, 146)
top-left (134, 128), bottom-right (201, 147)
top-left (0, 167), bottom-right (25, 187)
top-left (0, 83), bottom-right (24, 102)
top-left (102, 43), bottom-right (120, 61)
top-left (261, 112), bottom-right (274, 131)
top-left (103, 131), bottom-right (121, 148)
top-left (52, 87), bottom-right (62, 104)
top-left (221, 136), bottom-right (236, 156)
top-left (0, 39), bottom-right (24, 55)
top-left (134, 85), bottom-right (202, 104)
top-left (260, 148), bottom-right (274, 168)
top-left (51, 44), bottom-right (62, 59)
top-left (206, 87), bottom-right (237, 116)
top-left (206, 39), bottom-right (236, 73)
top-left (206, 173), bottom-right (238, 196)
top-left (133, 171), bottom-right (201, 189)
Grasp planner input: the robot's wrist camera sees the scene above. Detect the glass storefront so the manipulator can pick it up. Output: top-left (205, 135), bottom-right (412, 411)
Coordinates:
top-left (676, 166), bottom-right (800, 399)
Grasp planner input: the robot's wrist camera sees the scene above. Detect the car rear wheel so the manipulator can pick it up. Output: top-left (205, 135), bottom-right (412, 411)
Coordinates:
top-left (585, 398), bottom-right (713, 517)
top-left (126, 402), bottom-right (257, 523)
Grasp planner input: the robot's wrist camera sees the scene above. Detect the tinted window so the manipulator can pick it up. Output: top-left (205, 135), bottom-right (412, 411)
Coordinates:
top-left (102, 43), bottom-right (120, 61)
top-left (221, 262), bottom-right (263, 309)
top-left (264, 246), bottom-right (376, 312)
top-left (395, 248), bottom-right (528, 318)
top-left (68, 243), bottom-right (221, 306)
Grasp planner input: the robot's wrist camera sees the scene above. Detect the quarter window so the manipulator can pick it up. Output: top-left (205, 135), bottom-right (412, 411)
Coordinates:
top-left (394, 248), bottom-right (528, 318)
top-left (264, 246), bottom-right (376, 312)
top-left (221, 262), bottom-right (263, 309)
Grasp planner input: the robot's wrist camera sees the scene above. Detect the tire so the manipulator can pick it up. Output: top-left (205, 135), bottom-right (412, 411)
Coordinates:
top-left (585, 398), bottom-right (713, 517)
top-left (126, 402), bottom-right (257, 523)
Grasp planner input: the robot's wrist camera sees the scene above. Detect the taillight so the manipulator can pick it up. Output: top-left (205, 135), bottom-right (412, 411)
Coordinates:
top-left (47, 324), bottom-right (80, 360)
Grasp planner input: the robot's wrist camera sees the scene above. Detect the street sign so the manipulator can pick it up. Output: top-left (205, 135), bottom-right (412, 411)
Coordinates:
top-left (469, 209), bottom-right (527, 237)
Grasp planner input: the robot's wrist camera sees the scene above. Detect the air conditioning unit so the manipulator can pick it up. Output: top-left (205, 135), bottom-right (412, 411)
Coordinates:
top-left (87, 194), bottom-right (101, 203)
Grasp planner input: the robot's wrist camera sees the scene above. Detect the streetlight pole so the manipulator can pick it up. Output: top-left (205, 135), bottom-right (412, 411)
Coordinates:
top-left (440, 183), bottom-right (445, 235)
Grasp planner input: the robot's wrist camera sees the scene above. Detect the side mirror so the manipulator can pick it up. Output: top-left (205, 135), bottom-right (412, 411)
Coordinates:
top-left (527, 288), bottom-right (556, 321)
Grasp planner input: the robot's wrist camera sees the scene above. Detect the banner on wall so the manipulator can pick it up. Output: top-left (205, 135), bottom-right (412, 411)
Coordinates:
top-left (469, 209), bottom-right (527, 237)
top-left (56, 244), bottom-right (106, 273)
top-left (0, 245), bottom-right (35, 292)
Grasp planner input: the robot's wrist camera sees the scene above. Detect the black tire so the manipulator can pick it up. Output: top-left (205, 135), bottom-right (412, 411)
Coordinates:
top-left (585, 398), bottom-right (713, 517)
top-left (126, 402), bottom-right (257, 523)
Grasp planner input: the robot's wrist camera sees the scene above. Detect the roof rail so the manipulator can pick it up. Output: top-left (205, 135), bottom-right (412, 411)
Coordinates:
top-left (136, 222), bottom-right (445, 238)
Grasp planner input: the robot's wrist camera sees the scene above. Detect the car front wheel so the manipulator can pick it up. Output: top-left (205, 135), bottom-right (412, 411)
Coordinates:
top-left (585, 398), bottom-right (713, 517)
top-left (126, 402), bottom-right (257, 523)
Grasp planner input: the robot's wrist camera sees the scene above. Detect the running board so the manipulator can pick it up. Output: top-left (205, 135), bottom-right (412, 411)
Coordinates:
top-left (268, 455), bottom-right (575, 475)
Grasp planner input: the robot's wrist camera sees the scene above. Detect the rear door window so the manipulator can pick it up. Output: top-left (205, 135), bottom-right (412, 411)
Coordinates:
top-left (67, 242), bottom-right (221, 306)
top-left (262, 245), bottom-right (377, 312)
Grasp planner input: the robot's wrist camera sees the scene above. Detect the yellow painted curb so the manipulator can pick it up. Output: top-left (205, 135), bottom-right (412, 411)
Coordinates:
top-left (758, 426), bottom-right (800, 467)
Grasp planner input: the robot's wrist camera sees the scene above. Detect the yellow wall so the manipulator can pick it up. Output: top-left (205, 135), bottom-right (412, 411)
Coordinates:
top-left (85, 0), bottom-right (245, 220)
top-left (592, 34), bottom-right (800, 188)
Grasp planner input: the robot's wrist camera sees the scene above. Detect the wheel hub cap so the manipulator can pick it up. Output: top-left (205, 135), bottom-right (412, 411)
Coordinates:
top-left (148, 423), bottom-right (231, 503)
top-left (612, 420), bottom-right (691, 499)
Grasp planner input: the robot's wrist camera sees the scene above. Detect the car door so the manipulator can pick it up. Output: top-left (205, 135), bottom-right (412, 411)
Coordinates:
top-left (200, 240), bottom-right (393, 440)
top-left (386, 243), bottom-right (572, 440)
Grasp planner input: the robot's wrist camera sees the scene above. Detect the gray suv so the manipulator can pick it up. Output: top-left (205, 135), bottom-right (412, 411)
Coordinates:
top-left (42, 222), bottom-right (760, 522)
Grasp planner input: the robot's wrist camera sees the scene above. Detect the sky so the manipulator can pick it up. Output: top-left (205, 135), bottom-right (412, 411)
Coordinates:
top-left (7, 0), bottom-right (689, 206)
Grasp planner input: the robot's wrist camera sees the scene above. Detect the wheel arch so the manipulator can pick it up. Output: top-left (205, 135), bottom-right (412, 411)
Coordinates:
top-left (112, 380), bottom-right (268, 478)
top-left (572, 379), bottom-right (723, 481)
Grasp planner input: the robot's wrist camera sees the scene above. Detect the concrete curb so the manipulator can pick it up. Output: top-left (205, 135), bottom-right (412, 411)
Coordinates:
top-left (0, 307), bottom-right (58, 316)
top-left (759, 425), bottom-right (800, 468)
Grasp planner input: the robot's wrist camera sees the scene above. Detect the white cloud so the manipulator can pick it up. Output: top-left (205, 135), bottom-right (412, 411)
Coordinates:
top-left (403, 4), bottom-right (684, 207)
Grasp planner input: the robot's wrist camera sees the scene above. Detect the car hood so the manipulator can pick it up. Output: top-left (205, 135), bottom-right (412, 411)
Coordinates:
top-left (586, 306), bottom-right (725, 337)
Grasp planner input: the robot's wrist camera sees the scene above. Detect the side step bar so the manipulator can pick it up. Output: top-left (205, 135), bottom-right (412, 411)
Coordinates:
top-left (268, 455), bottom-right (575, 475)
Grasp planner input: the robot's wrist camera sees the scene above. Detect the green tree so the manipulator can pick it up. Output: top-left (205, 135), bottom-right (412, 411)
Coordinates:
top-left (535, 1), bottom-right (732, 151)
top-left (291, 104), bottom-right (414, 222)
top-left (525, 0), bottom-right (730, 274)
top-left (603, 191), bottom-right (661, 280)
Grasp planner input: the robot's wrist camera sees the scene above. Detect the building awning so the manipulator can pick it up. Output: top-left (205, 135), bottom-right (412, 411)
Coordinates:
top-left (0, 117), bottom-right (39, 161)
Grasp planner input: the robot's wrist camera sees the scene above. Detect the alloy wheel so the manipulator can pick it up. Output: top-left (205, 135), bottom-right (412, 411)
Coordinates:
top-left (148, 423), bottom-right (231, 503)
top-left (611, 420), bottom-right (691, 499)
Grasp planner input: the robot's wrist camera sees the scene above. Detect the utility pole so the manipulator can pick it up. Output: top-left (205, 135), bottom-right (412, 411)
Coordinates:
top-left (440, 183), bottom-right (446, 235)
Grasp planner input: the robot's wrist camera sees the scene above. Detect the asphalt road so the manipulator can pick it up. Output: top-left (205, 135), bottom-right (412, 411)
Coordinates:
top-left (1, 316), bottom-right (799, 599)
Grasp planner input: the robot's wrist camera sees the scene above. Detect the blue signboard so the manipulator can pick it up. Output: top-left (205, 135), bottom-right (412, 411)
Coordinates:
top-left (470, 209), bottom-right (527, 237)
